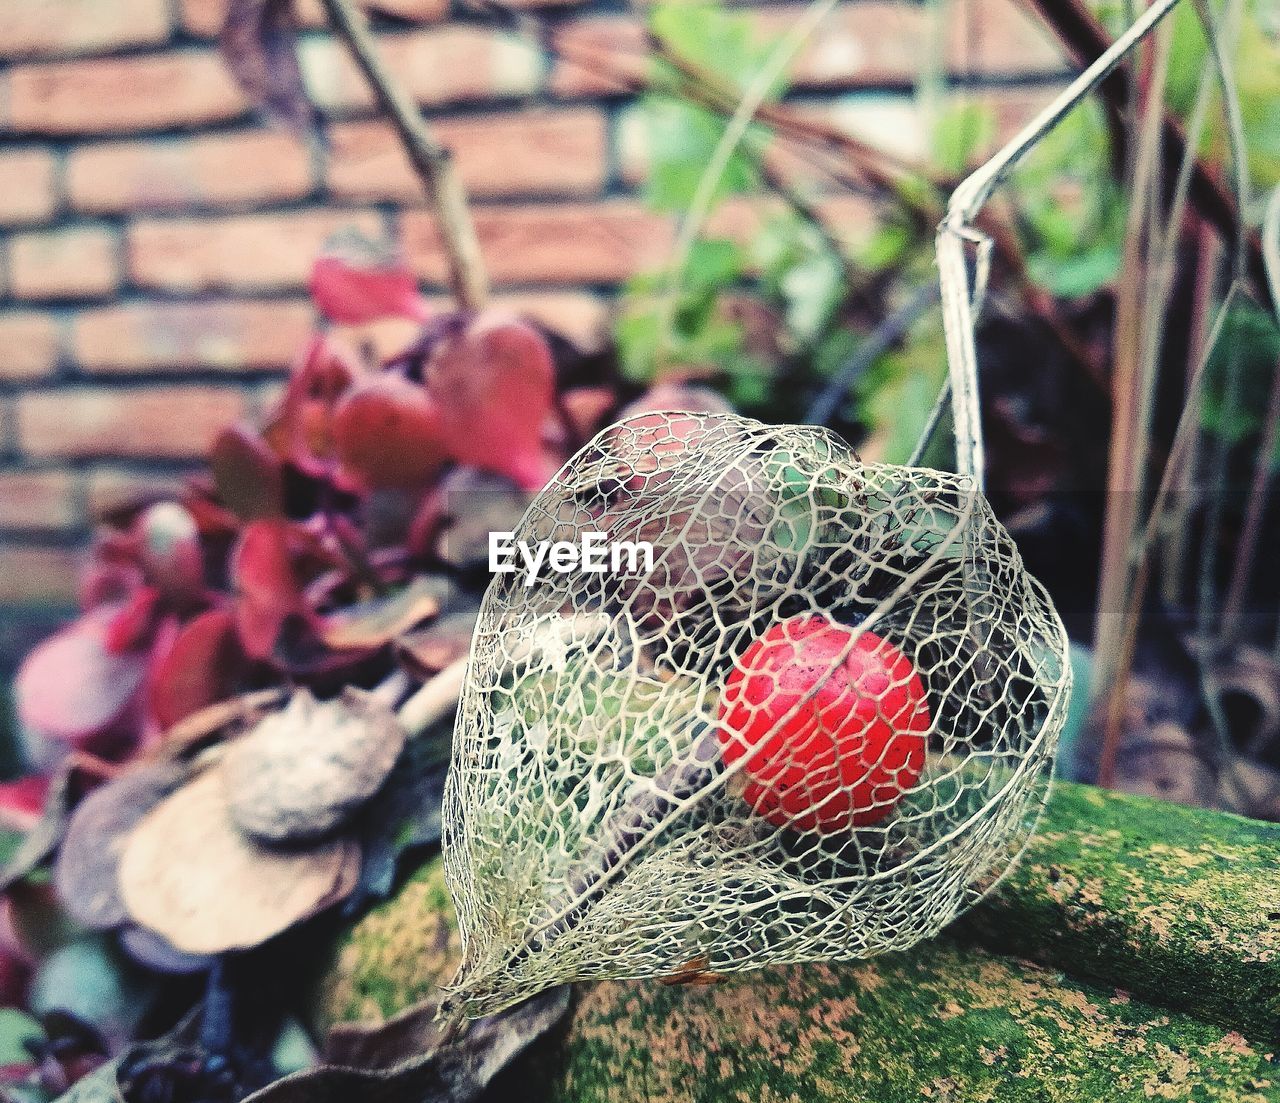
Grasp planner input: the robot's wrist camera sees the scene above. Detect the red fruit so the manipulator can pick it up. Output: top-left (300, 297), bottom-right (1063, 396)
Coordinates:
top-left (717, 615), bottom-right (930, 832)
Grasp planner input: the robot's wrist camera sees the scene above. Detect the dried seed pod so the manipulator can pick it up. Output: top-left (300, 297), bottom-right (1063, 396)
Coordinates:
top-left (443, 412), bottom-right (1069, 1018)
top-left (222, 688), bottom-right (406, 844)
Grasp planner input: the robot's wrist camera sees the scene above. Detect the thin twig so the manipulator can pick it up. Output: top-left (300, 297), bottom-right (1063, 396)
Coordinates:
top-left (805, 283), bottom-right (941, 425)
top-left (1093, 22), bottom-right (1173, 788)
top-left (1022, 0), bottom-right (1269, 302)
top-left (318, 0), bottom-right (489, 311)
top-left (937, 0), bottom-right (1184, 485)
top-left (397, 657), bottom-right (469, 736)
top-left (654, 0), bottom-right (840, 369)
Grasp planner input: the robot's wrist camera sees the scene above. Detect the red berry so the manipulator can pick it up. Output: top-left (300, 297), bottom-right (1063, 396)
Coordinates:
top-left (717, 615), bottom-right (930, 832)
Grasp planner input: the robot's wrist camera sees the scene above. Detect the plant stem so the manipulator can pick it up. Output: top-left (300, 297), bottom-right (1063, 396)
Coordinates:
top-left (397, 656), bottom-right (469, 736)
top-left (1022, 0), bottom-right (1268, 303)
top-left (318, 0), bottom-right (489, 312)
top-left (805, 283), bottom-right (941, 426)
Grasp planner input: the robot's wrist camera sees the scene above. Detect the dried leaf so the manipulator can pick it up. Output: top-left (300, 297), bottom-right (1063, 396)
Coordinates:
top-left (332, 375), bottom-right (447, 491)
top-left (239, 986), bottom-right (569, 1103)
top-left (211, 424), bottom-right (286, 522)
top-left (432, 468), bottom-right (531, 574)
top-left (117, 925), bottom-right (214, 977)
top-left (54, 760), bottom-right (188, 932)
top-left (222, 689), bottom-right (407, 843)
top-left (319, 577), bottom-right (446, 651)
top-left (48, 1057), bottom-right (123, 1102)
top-left (425, 314), bottom-right (556, 490)
top-left (220, 0), bottom-right (316, 135)
top-left (347, 730), bottom-right (449, 911)
top-left (119, 769), bottom-right (360, 955)
top-left (311, 230), bottom-right (430, 325)
top-left (0, 766), bottom-right (84, 894)
top-left (161, 687), bottom-right (287, 758)
top-left (15, 607), bottom-right (149, 748)
top-left (398, 609), bottom-right (478, 678)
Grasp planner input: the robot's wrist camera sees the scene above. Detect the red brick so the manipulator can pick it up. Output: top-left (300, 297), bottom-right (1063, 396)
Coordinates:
top-left (327, 109), bottom-right (607, 202)
top-left (4, 53), bottom-right (248, 136)
top-left (182, 0), bottom-right (322, 36)
top-left (0, 470), bottom-right (81, 531)
top-left (945, 0), bottom-right (1064, 74)
top-left (0, 544), bottom-right (83, 605)
top-left (72, 299), bottom-right (315, 374)
top-left (550, 16), bottom-right (647, 98)
top-left (86, 466), bottom-right (188, 519)
top-left (0, 312), bottom-right (62, 381)
top-left (761, 3), bottom-right (930, 88)
top-left (19, 385), bottom-right (248, 459)
top-left (127, 210), bottom-right (383, 293)
top-left (180, 0), bottom-right (448, 37)
top-left (68, 131), bottom-right (315, 214)
top-left (9, 226), bottom-right (120, 301)
top-left (0, 148), bottom-right (59, 225)
top-left (402, 201), bottom-right (674, 287)
top-left (551, 4), bottom-right (929, 98)
top-left (299, 27), bottom-right (542, 113)
top-left (0, 0), bottom-right (170, 60)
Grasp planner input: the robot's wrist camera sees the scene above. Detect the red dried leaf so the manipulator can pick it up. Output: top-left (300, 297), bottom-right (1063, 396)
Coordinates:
top-left (103, 587), bottom-right (163, 655)
top-left (333, 374), bottom-right (447, 490)
top-left (211, 423), bottom-right (285, 521)
top-left (310, 229), bottom-right (431, 325)
top-left (149, 609), bottom-right (245, 731)
top-left (0, 777), bottom-right (51, 834)
top-left (318, 576), bottom-right (444, 651)
top-left (231, 520), bottom-right (310, 659)
top-left (78, 559), bottom-right (143, 613)
top-left (219, 0), bottom-right (317, 135)
top-left (263, 336), bottom-right (361, 477)
top-left (14, 606), bottom-right (149, 749)
top-left (425, 312), bottom-right (556, 490)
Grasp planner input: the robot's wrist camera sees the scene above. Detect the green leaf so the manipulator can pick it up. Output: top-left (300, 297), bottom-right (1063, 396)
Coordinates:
top-left (1200, 304), bottom-right (1280, 462)
top-left (932, 101), bottom-right (997, 177)
top-left (648, 1), bottom-right (770, 91)
top-left (641, 97), bottom-right (761, 211)
top-left (0, 1007), bottom-right (41, 1066)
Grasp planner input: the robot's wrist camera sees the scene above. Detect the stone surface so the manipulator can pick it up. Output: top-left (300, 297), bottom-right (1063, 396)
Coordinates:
top-left (316, 782), bottom-right (1280, 1101)
top-left (959, 782), bottom-right (1280, 1044)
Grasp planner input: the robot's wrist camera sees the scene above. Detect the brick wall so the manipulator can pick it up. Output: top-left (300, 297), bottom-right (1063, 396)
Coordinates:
top-left (0, 0), bottom-right (1069, 611)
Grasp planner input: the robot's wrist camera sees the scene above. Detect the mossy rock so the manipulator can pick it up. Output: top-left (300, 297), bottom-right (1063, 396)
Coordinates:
top-left (545, 943), bottom-right (1277, 1103)
top-left (959, 783), bottom-right (1280, 1043)
top-left (316, 783), bottom-right (1280, 1101)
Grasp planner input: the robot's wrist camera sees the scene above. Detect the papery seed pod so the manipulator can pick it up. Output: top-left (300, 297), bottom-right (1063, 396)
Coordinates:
top-left (443, 412), bottom-right (1069, 1018)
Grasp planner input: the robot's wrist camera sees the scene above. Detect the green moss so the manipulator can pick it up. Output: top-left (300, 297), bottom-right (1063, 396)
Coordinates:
top-left (315, 784), bottom-right (1280, 1100)
top-left (541, 942), bottom-right (1280, 1103)
top-left (314, 859), bottom-right (459, 1028)
top-left (958, 783), bottom-right (1280, 1043)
